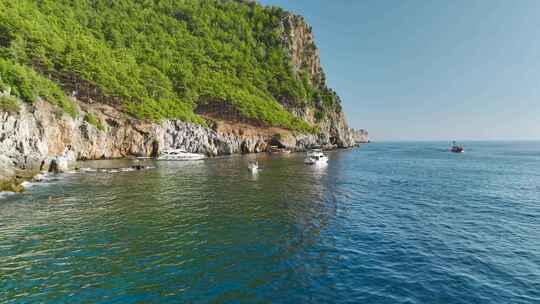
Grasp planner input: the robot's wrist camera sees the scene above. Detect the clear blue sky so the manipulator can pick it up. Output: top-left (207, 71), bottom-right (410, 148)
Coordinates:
top-left (259, 0), bottom-right (540, 140)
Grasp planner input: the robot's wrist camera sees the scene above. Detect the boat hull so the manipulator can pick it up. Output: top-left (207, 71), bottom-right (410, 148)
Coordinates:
top-left (157, 155), bottom-right (205, 161)
top-left (304, 157), bottom-right (328, 165)
top-left (157, 149), bottom-right (206, 161)
top-left (304, 150), bottom-right (329, 165)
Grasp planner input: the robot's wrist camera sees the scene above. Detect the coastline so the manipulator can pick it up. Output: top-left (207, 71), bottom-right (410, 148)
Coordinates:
top-left (0, 1), bottom-right (364, 193)
top-left (0, 144), bottom-right (362, 194)
top-left (0, 99), bottom-right (359, 193)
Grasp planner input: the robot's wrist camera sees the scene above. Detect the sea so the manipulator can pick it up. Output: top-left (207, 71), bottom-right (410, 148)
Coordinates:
top-left (1, 142), bottom-right (539, 303)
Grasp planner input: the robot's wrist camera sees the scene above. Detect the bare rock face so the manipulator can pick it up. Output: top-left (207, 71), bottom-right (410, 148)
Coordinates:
top-left (278, 12), bottom-right (356, 149)
top-left (286, 106), bottom-right (355, 149)
top-left (0, 103), bottom-right (49, 173)
top-left (280, 14), bottom-right (322, 85)
top-left (0, 98), bottom-right (329, 180)
top-left (0, 100), bottom-right (232, 175)
top-left (353, 129), bottom-right (369, 143)
top-left (0, 155), bottom-right (15, 178)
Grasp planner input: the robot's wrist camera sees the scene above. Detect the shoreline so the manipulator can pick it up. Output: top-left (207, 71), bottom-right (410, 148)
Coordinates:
top-left (0, 145), bottom-right (358, 194)
top-left (0, 99), bottom-right (359, 186)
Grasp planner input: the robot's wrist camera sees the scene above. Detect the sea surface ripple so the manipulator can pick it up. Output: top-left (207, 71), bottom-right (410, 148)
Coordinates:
top-left (1, 142), bottom-right (539, 303)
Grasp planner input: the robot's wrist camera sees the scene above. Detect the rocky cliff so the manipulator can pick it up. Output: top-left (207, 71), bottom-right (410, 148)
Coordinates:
top-left (278, 12), bottom-right (355, 148)
top-left (0, 2), bottom-right (357, 183)
top-left (0, 96), bottom-right (332, 180)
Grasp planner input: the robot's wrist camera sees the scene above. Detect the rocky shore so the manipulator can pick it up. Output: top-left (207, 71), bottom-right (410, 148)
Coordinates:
top-left (0, 97), bottom-right (357, 191)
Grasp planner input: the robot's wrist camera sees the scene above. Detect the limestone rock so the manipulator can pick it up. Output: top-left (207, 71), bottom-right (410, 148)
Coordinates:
top-left (352, 129), bottom-right (369, 143)
top-left (0, 96), bottom-right (358, 181)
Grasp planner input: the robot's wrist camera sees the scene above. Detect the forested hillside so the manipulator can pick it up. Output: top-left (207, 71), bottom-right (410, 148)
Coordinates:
top-left (0, 0), bottom-right (342, 132)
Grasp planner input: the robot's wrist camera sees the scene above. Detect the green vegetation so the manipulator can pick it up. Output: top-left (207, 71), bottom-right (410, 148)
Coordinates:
top-left (0, 59), bottom-right (78, 117)
top-left (314, 110), bottom-right (325, 122)
top-left (0, 0), bottom-right (340, 132)
top-left (0, 170), bottom-right (41, 192)
top-left (0, 178), bottom-right (25, 193)
top-left (84, 112), bottom-right (106, 132)
top-left (0, 95), bottom-right (20, 113)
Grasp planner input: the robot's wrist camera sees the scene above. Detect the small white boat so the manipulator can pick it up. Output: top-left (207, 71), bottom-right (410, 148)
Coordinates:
top-left (248, 161), bottom-right (259, 173)
top-left (304, 150), bottom-right (328, 165)
top-left (158, 149), bottom-right (206, 161)
top-left (450, 141), bottom-right (464, 153)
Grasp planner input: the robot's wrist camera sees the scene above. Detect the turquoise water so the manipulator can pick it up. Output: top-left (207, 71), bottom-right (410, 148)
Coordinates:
top-left (1, 142), bottom-right (539, 303)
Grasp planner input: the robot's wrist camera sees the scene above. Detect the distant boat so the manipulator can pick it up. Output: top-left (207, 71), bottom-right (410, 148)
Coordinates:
top-left (157, 149), bottom-right (205, 161)
top-left (450, 141), bottom-right (464, 153)
top-left (304, 149), bottom-right (328, 165)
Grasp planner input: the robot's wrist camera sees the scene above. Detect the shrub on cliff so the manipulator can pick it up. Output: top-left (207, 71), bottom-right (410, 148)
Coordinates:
top-left (84, 112), bottom-right (106, 132)
top-left (0, 59), bottom-right (77, 117)
top-left (0, 178), bottom-right (25, 193)
top-left (0, 95), bottom-right (20, 114)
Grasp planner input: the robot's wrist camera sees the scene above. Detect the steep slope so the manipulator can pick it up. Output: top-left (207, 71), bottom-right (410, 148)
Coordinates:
top-left (277, 12), bottom-right (354, 147)
top-left (0, 0), bottom-right (355, 182)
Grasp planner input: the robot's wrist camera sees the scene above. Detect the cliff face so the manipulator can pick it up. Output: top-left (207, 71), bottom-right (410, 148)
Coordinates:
top-left (280, 14), bottom-right (323, 86)
top-left (0, 98), bottom-right (325, 178)
top-left (279, 13), bottom-right (355, 148)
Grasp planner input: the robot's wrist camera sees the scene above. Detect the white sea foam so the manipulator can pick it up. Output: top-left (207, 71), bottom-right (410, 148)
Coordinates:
top-left (0, 191), bottom-right (16, 199)
top-left (81, 168), bottom-right (97, 172)
top-left (21, 181), bottom-right (34, 188)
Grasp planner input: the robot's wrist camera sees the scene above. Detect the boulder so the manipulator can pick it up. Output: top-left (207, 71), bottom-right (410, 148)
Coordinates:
top-left (48, 159), bottom-right (60, 173)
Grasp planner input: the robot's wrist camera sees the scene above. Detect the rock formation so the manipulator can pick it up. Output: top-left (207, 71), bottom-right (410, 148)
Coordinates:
top-left (0, 98), bottom-right (335, 178)
top-left (353, 129), bottom-right (369, 143)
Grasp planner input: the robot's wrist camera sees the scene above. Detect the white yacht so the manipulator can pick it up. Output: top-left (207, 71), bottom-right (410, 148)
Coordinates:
top-left (158, 149), bottom-right (206, 161)
top-left (304, 149), bottom-right (328, 165)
